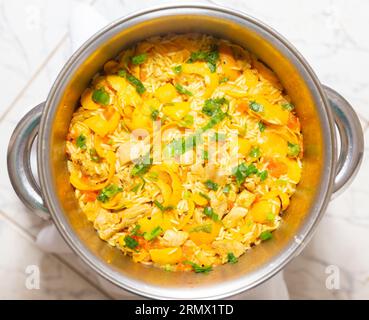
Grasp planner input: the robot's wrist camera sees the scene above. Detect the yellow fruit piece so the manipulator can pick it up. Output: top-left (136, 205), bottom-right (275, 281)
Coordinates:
top-left (155, 83), bottom-right (178, 103)
top-left (252, 97), bottom-right (289, 125)
top-left (81, 89), bottom-right (100, 110)
top-left (283, 158), bottom-right (302, 184)
top-left (193, 193), bottom-right (208, 206)
top-left (84, 115), bottom-right (110, 137)
top-left (219, 44), bottom-right (240, 81)
top-left (162, 102), bottom-right (191, 121)
top-left (150, 247), bottom-right (183, 265)
top-left (138, 212), bottom-right (173, 234)
top-left (244, 69), bottom-right (259, 88)
top-left (259, 131), bottom-right (288, 158)
top-left (182, 62), bottom-right (219, 98)
top-left (249, 199), bottom-right (280, 224)
top-left (238, 137), bottom-right (252, 155)
top-left (186, 222), bottom-right (221, 245)
top-left (106, 75), bottom-right (127, 92)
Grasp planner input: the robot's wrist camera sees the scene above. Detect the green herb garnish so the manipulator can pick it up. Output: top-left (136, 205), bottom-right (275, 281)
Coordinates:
top-left (260, 231), bottom-right (273, 241)
top-left (184, 261), bottom-right (213, 273)
top-left (223, 184), bottom-right (231, 194)
top-left (89, 148), bottom-right (101, 163)
top-left (287, 142), bottom-right (301, 157)
top-left (258, 170), bottom-right (268, 182)
top-left (227, 252), bottom-right (238, 264)
top-left (205, 180), bottom-right (219, 191)
top-left (204, 207), bottom-right (220, 222)
top-left (266, 213), bottom-right (275, 222)
top-left (199, 192), bottom-right (210, 201)
top-left (173, 65), bottom-right (182, 74)
top-left (179, 114), bottom-right (194, 128)
top-left (249, 147), bottom-right (261, 158)
top-left (144, 226), bottom-right (163, 241)
top-left (124, 236), bottom-right (139, 249)
top-left (190, 224), bottom-right (213, 234)
top-left (219, 77), bottom-right (229, 84)
top-left (202, 98), bottom-right (228, 117)
top-left (118, 69), bottom-right (146, 94)
top-left (76, 134), bottom-right (87, 150)
top-left (233, 163), bottom-right (259, 186)
top-left (131, 225), bottom-right (143, 236)
top-left (188, 46), bottom-right (219, 73)
top-left (282, 103), bottom-right (295, 111)
top-left (97, 184), bottom-right (123, 203)
top-left (153, 200), bottom-right (173, 213)
top-left (131, 162), bottom-right (151, 177)
top-left (175, 84), bottom-right (193, 96)
top-left (131, 53), bottom-right (147, 65)
top-left (258, 121), bottom-right (266, 132)
top-left (151, 109), bottom-right (160, 121)
top-left (249, 101), bottom-right (264, 112)
top-left (92, 88), bottom-right (110, 106)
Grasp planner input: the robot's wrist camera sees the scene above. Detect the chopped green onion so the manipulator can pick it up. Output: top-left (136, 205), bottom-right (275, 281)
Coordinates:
top-left (89, 148), bottom-right (101, 163)
top-left (118, 69), bottom-right (146, 94)
top-left (124, 236), bottom-right (139, 249)
top-left (287, 142), bottom-right (301, 157)
top-left (76, 134), bottom-right (87, 150)
top-left (131, 162), bottom-right (151, 177)
top-left (144, 226), bottom-right (163, 241)
top-left (258, 170), bottom-right (269, 182)
top-left (153, 200), bottom-right (173, 212)
top-left (282, 103), bottom-right (295, 111)
top-left (175, 84), bottom-right (193, 96)
top-left (205, 180), bottom-right (219, 191)
top-left (258, 121), bottom-right (266, 132)
top-left (227, 252), bottom-right (238, 264)
top-left (249, 147), bottom-right (261, 158)
top-left (188, 47), bottom-right (219, 73)
top-left (219, 77), bottom-right (229, 84)
top-left (131, 225), bottom-right (143, 236)
top-left (184, 261), bottom-right (213, 273)
top-left (249, 101), bottom-right (263, 112)
top-left (260, 231), bottom-right (273, 241)
top-left (204, 207), bottom-right (220, 222)
top-left (190, 224), bottom-right (213, 234)
top-left (173, 65), bottom-right (182, 74)
top-left (223, 184), bottom-right (231, 194)
top-left (97, 184), bottom-right (123, 203)
top-left (151, 109), bottom-right (160, 121)
top-left (199, 192), bottom-right (210, 201)
top-left (92, 88), bottom-right (110, 106)
top-left (131, 53), bottom-right (147, 65)
top-left (232, 163), bottom-right (259, 186)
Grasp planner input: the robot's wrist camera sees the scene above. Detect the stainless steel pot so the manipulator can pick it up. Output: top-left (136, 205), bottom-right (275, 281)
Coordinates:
top-left (7, 4), bottom-right (364, 299)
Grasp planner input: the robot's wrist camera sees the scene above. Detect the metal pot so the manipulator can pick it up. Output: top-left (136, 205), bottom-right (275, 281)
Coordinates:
top-left (7, 4), bottom-right (364, 299)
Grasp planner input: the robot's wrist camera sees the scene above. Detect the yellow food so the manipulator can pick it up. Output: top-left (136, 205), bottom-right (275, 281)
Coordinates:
top-left (66, 34), bottom-right (303, 272)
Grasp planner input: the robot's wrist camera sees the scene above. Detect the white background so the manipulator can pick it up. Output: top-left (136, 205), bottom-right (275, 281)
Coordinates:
top-left (0, 0), bottom-right (368, 299)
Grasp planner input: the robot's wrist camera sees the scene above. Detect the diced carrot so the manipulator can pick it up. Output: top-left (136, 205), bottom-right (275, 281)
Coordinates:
top-left (237, 101), bottom-right (249, 113)
top-left (267, 159), bottom-right (288, 178)
top-left (287, 113), bottom-right (301, 131)
top-left (83, 191), bottom-right (98, 202)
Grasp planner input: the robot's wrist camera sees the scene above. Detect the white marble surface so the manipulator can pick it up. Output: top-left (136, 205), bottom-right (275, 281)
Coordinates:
top-left (0, 0), bottom-right (368, 300)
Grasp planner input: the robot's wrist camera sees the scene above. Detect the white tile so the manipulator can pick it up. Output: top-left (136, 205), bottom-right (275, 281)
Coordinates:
top-left (0, 216), bottom-right (107, 299)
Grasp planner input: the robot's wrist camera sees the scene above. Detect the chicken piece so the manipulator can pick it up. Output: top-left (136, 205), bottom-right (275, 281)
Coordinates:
top-left (209, 191), bottom-right (228, 219)
top-left (160, 229), bottom-right (189, 247)
top-left (94, 209), bottom-right (122, 240)
top-left (222, 206), bottom-right (248, 228)
top-left (235, 190), bottom-right (256, 208)
top-left (212, 239), bottom-right (245, 260)
top-left (120, 204), bottom-right (151, 228)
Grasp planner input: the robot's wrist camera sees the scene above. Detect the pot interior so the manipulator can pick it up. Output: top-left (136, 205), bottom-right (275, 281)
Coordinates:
top-left (41, 6), bottom-right (334, 299)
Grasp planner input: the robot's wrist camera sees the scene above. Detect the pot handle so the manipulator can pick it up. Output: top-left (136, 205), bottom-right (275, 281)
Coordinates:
top-left (7, 102), bottom-right (50, 220)
top-left (324, 86), bottom-right (364, 197)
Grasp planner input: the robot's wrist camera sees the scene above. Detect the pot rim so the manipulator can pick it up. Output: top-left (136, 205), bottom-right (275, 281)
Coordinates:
top-left (38, 3), bottom-right (336, 299)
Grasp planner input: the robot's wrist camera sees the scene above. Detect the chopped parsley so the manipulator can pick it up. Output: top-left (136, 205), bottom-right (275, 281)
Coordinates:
top-left (204, 207), bottom-right (220, 222)
top-left (227, 252), bottom-right (238, 264)
top-left (97, 185), bottom-right (123, 203)
top-left (76, 134), bottom-right (87, 150)
top-left (184, 261), bottom-right (213, 273)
